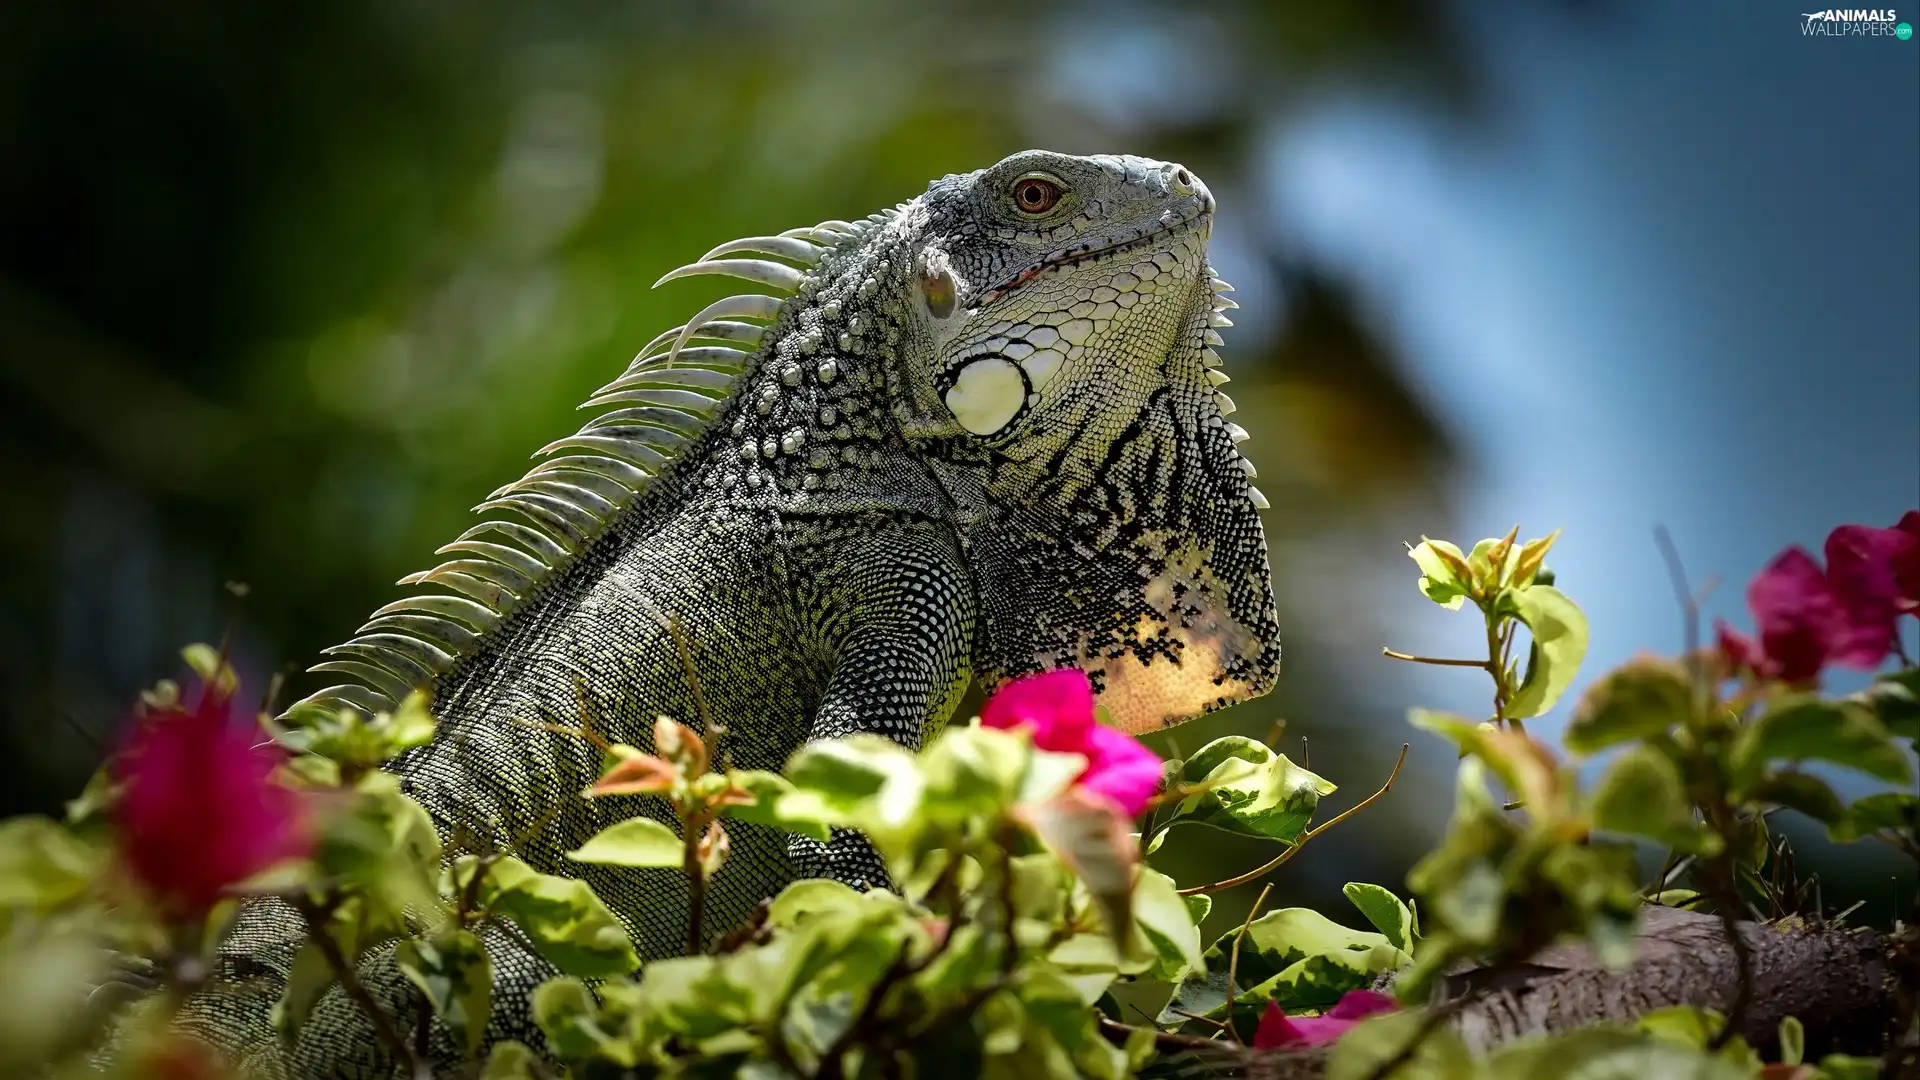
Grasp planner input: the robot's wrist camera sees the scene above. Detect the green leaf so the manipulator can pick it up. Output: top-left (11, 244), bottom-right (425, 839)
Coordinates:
top-left (1482, 1026), bottom-right (1755, 1080)
top-left (1020, 786), bottom-right (1137, 945)
top-left (1254, 943), bottom-right (1408, 1014)
top-left (1633, 1005), bottom-right (1763, 1070)
top-left (1470, 529), bottom-right (1522, 593)
top-left (1566, 656), bottom-right (1693, 754)
top-left (1158, 906), bottom-right (1406, 1027)
top-left (720, 769), bottom-right (832, 842)
top-left (1019, 747), bottom-right (1095, 807)
top-left (531, 977), bottom-right (620, 1063)
top-left (315, 774), bottom-right (442, 917)
top-left (476, 856), bottom-right (639, 978)
top-left (1159, 735), bottom-right (1335, 843)
top-left (396, 928), bottom-right (492, 1057)
top-left (1424, 859), bottom-right (1505, 945)
top-left (1408, 711), bottom-right (1567, 819)
top-left (1778, 1015), bottom-right (1805, 1068)
top-left (1183, 892), bottom-right (1212, 927)
top-left (1129, 866), bottom-right (1203, 980)
top-left (1850, 666), bottom-right (1920, 737)
top-left (478, 1040), bottom-right (540, 1080)
top-left (1591, 746), bottom-right (1722, 855)
top-left (1343, 882), bottom-right (1415, 953)
top-left (1009, 853), bottom-right (1068, 941)
top-left (1408, 538), bottom-right (1472, 609)
top-left (1495, 585), bottom-right (1589, 719)
top-left (181, 642), bottom-right (240, 698)
top-left (780, 734), bottom-right (923, 842)
top-left (1746, 771), bottom-right (1845, 825)
top-left (1814, 1054), bottom-right (1884, 1080)
top-left (1732, 696), bottom-right (1914, 789)
top-left (63, 765), bottom-right (122, 826)
top-left (564, 817), bottom-right (684, 868)
top-left (1327, 1009), bottom-right (1474, 1080)
top-left (1829, 791), bottom-right (1920, 842)
top-left (766, 879), bottom-right (866, 926)
top-left (1511, 529), bottom-right (1562, 589)
top-left (0, 816), bottom-right (99, 911)
top-left (270, 939), bottom-right (337, 1048)
top-left (1047, 932), bottom-right (1124, 1004)
top-left (917, 724), bottom-right (1032, 823)
top-left (278, 689), bottom-right (437, 768)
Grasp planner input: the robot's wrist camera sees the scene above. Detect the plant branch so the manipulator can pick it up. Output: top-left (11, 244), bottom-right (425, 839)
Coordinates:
top-left (1223, 881), bottom-right (1276, 1046)
top-left (1381, 649), bottom-right (1488, 669)
top-left (1484, 614), bottom-right (1511, 723)
top-left (683, 809), bottom-right (710, 957)
top-left (290, 894), bottom-right (428, 1080)
top-left (665, 613), bottom-right (722, 757)
top-left (1096, 1016), bottom-right (1235, 1055)
top-left (1180, 744), bottom-right (1409, 896)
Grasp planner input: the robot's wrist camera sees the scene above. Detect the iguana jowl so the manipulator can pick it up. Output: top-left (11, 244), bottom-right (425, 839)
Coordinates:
top-left (187, 150), bottom-right (1280, 1075)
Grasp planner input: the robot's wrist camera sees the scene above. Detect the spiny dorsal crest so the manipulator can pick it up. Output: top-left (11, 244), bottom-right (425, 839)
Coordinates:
top-left (284, 210), bottom-right (900, 720)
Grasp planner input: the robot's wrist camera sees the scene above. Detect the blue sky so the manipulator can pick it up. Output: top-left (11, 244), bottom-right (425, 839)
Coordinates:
top-left (1262, 1), bottom-right (1919, 737)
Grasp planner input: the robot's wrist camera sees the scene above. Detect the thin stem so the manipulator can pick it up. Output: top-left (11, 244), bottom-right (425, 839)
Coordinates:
top-left (1223, 882), bottom-right (1275, 1046)
top-left (683, 809), bottom-right (710, 957)
top-left (1181, 745), bottom-right (1409, 896)
top-left (1484, 614), bottom-right (1510, 722)
top-left (291, 895), bottom-right (427, 1080)
top-left (665, 613), bottom-right (720, 749)
top-left (996, 825), bottom-right (1020, 979)
top-left (457, 853), bottom-right (495, 924)
top-left (1381, 648), bottom-right (1488, 669)
top-left (1166, 1007), bottom-right (1235, 1032)
top-left (1708, 866), bottom-right (1755, 1051)
top-left (1096, 1016), bottom-right (1233, 1055)
top-left (412, 996), bottom-right (430, 1063)
top-left (1653, 525), bottom-right (1700, 661)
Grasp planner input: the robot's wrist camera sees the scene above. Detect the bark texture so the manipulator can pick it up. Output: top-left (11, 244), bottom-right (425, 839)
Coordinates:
top-left (1147, 907), bottom-right (1897, 1079)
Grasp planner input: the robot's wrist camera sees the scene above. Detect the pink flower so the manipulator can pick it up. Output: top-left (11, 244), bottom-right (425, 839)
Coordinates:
top-left (1251, 990), bottom-right (1399, 1049)
top-left (114, 680), bottom-right (311, 917)
top-left (981, 669), bottom-right (1164, 817)
top-left (982, 668), bottom-right (1096, 753)
top-left (1827, 515), bottom-right (1920, 619)
top-left (1717, 543), bottom-right (1897, 683)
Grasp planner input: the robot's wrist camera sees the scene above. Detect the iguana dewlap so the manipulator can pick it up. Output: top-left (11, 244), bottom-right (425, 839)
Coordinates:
top-left (183, 150), bottom-right (1281, 1077)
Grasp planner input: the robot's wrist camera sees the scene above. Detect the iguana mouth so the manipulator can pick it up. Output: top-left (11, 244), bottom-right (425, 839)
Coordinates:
top-left (973, 207), bottom-right (1213, 306)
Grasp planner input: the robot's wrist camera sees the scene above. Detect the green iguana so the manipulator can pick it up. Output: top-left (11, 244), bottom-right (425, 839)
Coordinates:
top-left (179, 150), bottom-right (1280, 1076)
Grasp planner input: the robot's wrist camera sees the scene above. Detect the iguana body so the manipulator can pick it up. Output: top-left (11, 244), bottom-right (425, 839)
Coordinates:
top-left (181, 151), bottom-right (1280, 1076)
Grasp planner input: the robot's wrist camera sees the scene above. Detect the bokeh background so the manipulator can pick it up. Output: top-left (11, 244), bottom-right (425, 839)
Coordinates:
top-left (2, 1), bottom-right (1915, 938)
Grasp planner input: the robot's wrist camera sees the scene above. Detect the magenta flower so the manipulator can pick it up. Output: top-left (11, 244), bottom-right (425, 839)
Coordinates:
top-left (981, 669), bottom-right (1164, 816)
top-left (1827, 515), bottom-right (1920, 623)
top-left (1717, 544), bottom-right (1896, 683)
top-left (982, 668), bottom-right (1096, 753)
top-left (114, 681), bottom-right (311, 917)
top-left (1251, 990), bottom-right (1399, 1049)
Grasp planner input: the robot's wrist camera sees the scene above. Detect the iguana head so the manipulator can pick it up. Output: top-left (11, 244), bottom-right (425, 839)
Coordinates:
top-left (895, 150), bottom-right (1281, 731)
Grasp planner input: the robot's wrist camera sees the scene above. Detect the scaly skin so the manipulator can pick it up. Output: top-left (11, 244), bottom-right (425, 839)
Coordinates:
top-left (175, 150), bottom-right (1280, 1077)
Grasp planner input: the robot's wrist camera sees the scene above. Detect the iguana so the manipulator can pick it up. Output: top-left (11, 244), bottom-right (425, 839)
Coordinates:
top-left (177, 150), bottom-right (1281, 1076)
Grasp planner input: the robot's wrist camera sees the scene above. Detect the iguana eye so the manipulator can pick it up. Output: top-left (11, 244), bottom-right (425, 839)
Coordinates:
top-left (1012, 176), bottom-right (1063, 215)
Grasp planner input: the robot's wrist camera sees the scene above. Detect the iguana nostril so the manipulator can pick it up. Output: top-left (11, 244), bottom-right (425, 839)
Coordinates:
top-left (1175, 168), bottom-right (1191, 187)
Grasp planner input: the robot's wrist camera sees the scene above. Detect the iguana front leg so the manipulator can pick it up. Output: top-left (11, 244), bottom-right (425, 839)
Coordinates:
top-left (784, 514), bottom-right (977, 888)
